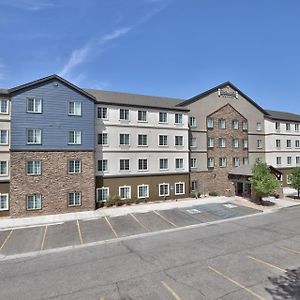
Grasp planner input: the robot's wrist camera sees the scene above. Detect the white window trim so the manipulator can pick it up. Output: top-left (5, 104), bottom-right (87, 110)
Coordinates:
top-left (175, 182), bottom-right (185, 195)
top-left (175, 136), bottom-right (184, 147)
top-left (26, 194), bottom-right (42, 210)
top-left (190, 116), bottom-right (197, 127)
top-left (119, 134), bottom-right (130, 146)
top-left (68, 130), bottom-right (82, 145)
top-left (175, 158), bottom-right (184, 170)
top-left (68, 160), bottom-right (81, 174)
top-left (137, 184), bottom-right (149, 199)
top-left (98, 159), bottom-right (109, 172)
top-left (119, 109), bottom-right (130, 121)
top-left (159, 112), bottom-right (168, 124)
top-left (159, 158), bottom-right (169, 171)
top-left (98, 133), bottom-right (109, 146)
top-left (27, 97), bottom-right (42, 113)
top-left (27, 128), bottom-right (42, 145)
top-left (0, 130), bottom-right (9, 145)
top-left (27, 160), bottom-right (41, 176)
top-left (138, 159), bottom-right (148, 172)
top-left (158, 135), bottom-right (168, 147)
top-left (191, 158), bottom-right (197, 169)
top-left (119, 185), bottom-right (131, 200)
top-left (138, 134), bottom-right (148, 147)
top-left (97, 107), bottom-right (109, 120)
top-left (174, 113), bottom-right (183, 125)
top-left (0, 193), bottom-right (9, 211)
top-left (137, 110), bottom-right (147, 123)
top-left (0, 161), bottom-right (8, 176)
top-left (0, 99), bottom-right (9, 114)
top-left (68, 192), bottom-right (82, 207)
top-left (68, 101), bottom-right (82, 116)
top-left (159, 183), bottom-right (170, 197)
top-left (96, 187), bottom-right (109, 202)
top-left (120, 159), bottom-right (130, 172)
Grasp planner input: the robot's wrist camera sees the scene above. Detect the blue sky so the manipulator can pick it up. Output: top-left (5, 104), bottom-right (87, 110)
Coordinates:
top-left (0, 0), bottom-right (299, 113)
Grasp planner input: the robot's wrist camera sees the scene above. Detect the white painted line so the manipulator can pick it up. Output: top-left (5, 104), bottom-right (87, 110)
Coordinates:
top-left (186, 209), bottom-right (201, 215)
top-left (223, 204), bottom-right (238, 209)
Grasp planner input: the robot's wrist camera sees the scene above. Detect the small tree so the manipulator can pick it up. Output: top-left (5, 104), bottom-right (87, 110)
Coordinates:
top-left (250, 159), bottom-right (279, 204)
top-left (290, 168), bottom-right (300, 198)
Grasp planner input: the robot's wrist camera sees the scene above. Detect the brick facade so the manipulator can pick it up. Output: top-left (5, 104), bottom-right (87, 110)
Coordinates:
top-left (10, 151), bottom-right (95, 217)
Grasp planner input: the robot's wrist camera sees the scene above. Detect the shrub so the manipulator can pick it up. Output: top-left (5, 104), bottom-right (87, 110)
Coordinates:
top-left (135, 198), bottom-right (142, 204)
top-left (209, 191), bottom-right (218, 197)
top-left (113, 195), bottom-right (123, 206)
top-left (125, 198), bottom-right (132, 205)
top-left (105, 196), bottom-right (115, 207)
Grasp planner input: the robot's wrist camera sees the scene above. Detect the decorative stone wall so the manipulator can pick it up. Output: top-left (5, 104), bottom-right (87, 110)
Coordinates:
top-left (10, 151), bottom-right (95, 217)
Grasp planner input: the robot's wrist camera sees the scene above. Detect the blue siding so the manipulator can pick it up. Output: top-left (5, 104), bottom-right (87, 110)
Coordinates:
top-left (11, 80), bottom-right (95, 150)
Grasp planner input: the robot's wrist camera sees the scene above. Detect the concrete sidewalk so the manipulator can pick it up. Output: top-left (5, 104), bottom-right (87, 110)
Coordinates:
top-left (0, 195), bottom-right (298, 230)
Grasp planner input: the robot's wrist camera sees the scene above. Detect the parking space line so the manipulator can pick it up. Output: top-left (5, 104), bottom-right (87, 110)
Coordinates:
top-left (161, 281), bottom-right (182, 300)
top-left (247, 255), bottom-right (287, 273)
top-left (208, 266), bottom-right (267, 300)
top-left (76, 220), bottom-right (84, 244)
top-left (153, 211), bottom-right (177, 227)
top-left (40, 225), bottom-right (48, 251)
top-left (104, 216), bottom-right (118, 238)
top-left (0, 230), bottom-right (13, 251)
top-left (130, 213), bottom-right (150, 232)
top-left (279, 246), bottom-right (300, 255)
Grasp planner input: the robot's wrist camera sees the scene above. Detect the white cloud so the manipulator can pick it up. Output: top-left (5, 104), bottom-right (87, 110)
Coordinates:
top-left (58, 27), bottom-right (132, 80)
top-left (0, 0), bottom-right (54, 11)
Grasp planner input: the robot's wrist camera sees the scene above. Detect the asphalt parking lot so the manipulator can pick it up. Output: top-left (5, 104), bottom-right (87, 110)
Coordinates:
top-left (0, 202), bottom-right (261, 257)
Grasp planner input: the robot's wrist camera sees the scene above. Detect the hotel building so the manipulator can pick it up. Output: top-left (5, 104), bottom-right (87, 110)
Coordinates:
top-left (0, 75), bottom-right (299, 217)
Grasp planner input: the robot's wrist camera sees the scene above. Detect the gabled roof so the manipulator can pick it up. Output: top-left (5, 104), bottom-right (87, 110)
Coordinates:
top-left (9, 74), bottom-right (96, 101)
top-left (177, 81), bottom-right (269, 116)
top-left (84, 88), bottom-right (188, 111)
top-left (265, 110), bottom-right (300, 122)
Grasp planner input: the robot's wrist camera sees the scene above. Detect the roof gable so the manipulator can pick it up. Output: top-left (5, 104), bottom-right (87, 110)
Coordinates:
top-left (177, 81), bottom-right (269, 116)
top-left (9, 74), bottom-right (96, 102)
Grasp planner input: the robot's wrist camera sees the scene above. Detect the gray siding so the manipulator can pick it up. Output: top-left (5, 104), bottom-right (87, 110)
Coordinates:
top-left (11, 80), bottom-right (95, 150)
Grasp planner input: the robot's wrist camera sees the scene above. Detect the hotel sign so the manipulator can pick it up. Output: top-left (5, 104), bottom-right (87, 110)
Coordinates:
top-left (218, 88), bottom-right (239, 99)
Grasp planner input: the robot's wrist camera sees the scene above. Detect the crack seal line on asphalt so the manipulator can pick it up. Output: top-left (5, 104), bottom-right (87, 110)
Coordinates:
top-left (161, 281), bottom-right (182, 300)
top-left (208, 266), bottom-right (267, 300)
top-left (153, 210), bottom-right (177, 227)
top-left (0, 229), bottom-right (13, 251)
top-left (247, 255), bottom-right (287, 273)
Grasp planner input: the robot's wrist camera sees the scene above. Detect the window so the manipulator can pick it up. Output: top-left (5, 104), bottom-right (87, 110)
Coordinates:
top-left (191, 181), bottom-right (197, 191)
top-left (0, 194), bottom-right (8, 211)
top-left (27, 160), bottom-right (41, 175)
top-left (190, 116), bottom-right (196, 127)
top-left (68, 192), bottom-right (81, 206)
top-left (175, 113), bottom-right (183, 124)
top-left (287, 140), bottom-right (292, 148)
top-left (232, 139), bottom-right (239, 148)
top-left (232, 157), bottom-right (240, 167)
top-left (119, 186), bottom-right (131, 200)
top-left (276, 139), bottom-right (281, 148)
top-left (287, 156), bottom-right (292, 165)
top-left (159, 183), bottom-right (169, 196)
top-left (243, 139), bottom-right (248, 149)
top-left (0, 161), bottom-right (8, 175)
top-left (97, 187), bottom-right (109, 202)
top-left (256, 122), bottom-right (262, 131)
top-left (120, 109), bottom-right (129, 120)
top-left (120, 134), bottom-right (130, 145)
top-left (159, 112), bottom-right (168, 123)
top-left (159, 135), bottom-right (168, 146)
top-left (275, 122), bottom-right (280, 131)
top-left (68, 160), bottom-right (81, 174)
top-left (0, 130), bottom-right (8, 145)
top-left (175, 136), bottom-right (183, 146)
top-left (257, 139), bottom-right (263, 149)
top-left (219, 138), bottom-right (226, 148)
top-left (219, 157), bottom-right (227, 167)
top-left (208, 157), bottom-right (214, 168)
top-left (138, 110), bottom-right (147, 122)
top-left (295, 124), bottom-right (299, 132)
top-left (138, 185), bottom-right (149, 199)
top-left (98, 133), bottom-right (108, 145)
top-left (27, 98), bottom-right (42, 113)
top-left (159, 158), bottom-right (168, 170)
top-left (276, 157), bottom-right (282, 165)
top-left (242, 121), bottom-right (248, 130)
top-left (191, 158), bottom-right (197, 168)
top-left (296, 140), bottom-right (300, 148)
top-left (296, 157), bottom-right (300, 165)
top-left (0, 100), bottom-right (8, 114)
top-left (207, 118), bottom-right (214, 128)
top-left (138, 134), bottom-right (148, 146)
top-left (287, 174), bottom-right (292, 185)
top-left (243, 157), bottom-right (249, 165)
top-left (138, 159), bottom-right (148, 171)
top-left (98, 159), bottom-right (108, 172)
top-left (68, 102), bottom-right (82, 116)
top-left (218, 119), bottom-right (226, 129)
top-left (286, 123), bottom-right (291, 131)
top-left (27, 129), bottom-right (42, 144)
top-left (120, 159), bottom-right (130, 171)
top-left (175, 182), bottom-right (185, 195)
top-left (232, 120), bottom-right (239, 129)
top-left (27, 194), bottom-right (42, 210)
top-left (207, 137), bottom-right (214, 148)
top-left (97, 107), bottom-right (108, 119)
top-left (68, 130), bottom-right (81, 145)
top-left (191, 136), bottom-right (197, 147)
top-left (175, 158), bottom-right (184, 169)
